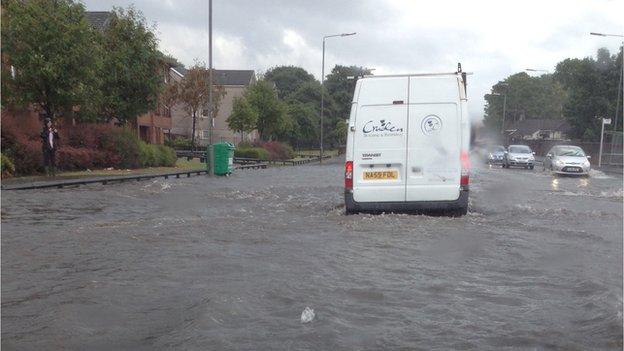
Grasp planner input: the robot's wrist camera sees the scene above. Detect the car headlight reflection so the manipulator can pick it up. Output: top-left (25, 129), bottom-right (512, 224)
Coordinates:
top-left (555, 160), bottom-right (564, 166)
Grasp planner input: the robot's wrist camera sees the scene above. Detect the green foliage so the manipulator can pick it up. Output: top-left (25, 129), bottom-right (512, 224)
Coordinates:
top-left (99, 6), bottom-right (162, 123)
top-left (156, 145), bottom-right (177, 166)
top-left (324, 65), bottom-right (372, 120)
top-left (1, 153), bottom-right (15, 176)
top-left (245, 80), bottom-right (289, 140)
top-left (484, 48), bottom-right (622, 141)
top-left (106, 127), bottom-right (142, 168)
top-left (234, 147), bottom-right (269, 160)
top-left (227, 96), bottom-right (258, 140)
top-left (135, 139), bottom-right (177, 167)
top-left (285, 102), bottom-right (319, 148)
top-left (264, 66), bottom-right (316, 99)
top-left (1, 0), bottom-right (102, 120)
top-left (553, 48), bottom-right (622, 140)
top-left (483, 72), bottom-right (567, 131)
top-left (331, 118), bottom-right (348, 145)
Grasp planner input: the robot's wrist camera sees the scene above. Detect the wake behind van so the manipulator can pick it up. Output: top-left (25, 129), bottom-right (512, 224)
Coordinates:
top-left (344, 70), bottom-right (471, 216)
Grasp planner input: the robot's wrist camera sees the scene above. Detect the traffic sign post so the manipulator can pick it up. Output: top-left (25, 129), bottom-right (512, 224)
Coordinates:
top-left (598, 118), bottom-right (611, 167)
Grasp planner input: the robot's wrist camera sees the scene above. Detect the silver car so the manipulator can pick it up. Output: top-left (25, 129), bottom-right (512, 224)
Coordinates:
top-left (542, 145), bottom-right (591, 176)
top-left (503, 145), bottom-right (535, 169)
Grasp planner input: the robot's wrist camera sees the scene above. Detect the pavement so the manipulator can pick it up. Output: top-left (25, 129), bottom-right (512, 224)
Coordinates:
top-left (1, 156), bottom-right (622, 350)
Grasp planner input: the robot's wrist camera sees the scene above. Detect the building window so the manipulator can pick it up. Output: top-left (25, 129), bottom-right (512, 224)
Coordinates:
top-left (202, 130), bottom-right (210, 139)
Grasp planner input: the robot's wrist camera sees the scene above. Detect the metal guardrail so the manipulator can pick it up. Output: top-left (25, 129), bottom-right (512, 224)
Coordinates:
top-left (2, 169), bottom-right (211, 191)
top-left (3, 153), bottom-right (331, 191)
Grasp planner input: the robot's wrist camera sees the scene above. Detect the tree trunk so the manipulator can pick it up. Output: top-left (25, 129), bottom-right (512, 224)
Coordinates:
top-left (191, 111), bottom-right (197, 152)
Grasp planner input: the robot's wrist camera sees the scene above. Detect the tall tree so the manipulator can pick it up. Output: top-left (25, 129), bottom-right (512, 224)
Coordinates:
top-left (245, 80), bottom-right (289, 140)
top-left (554, 48), bottom-right (622, 140)
top-left (99, 6), bottom-right (162, 123)
top-left (227, 96), bottom-right (258, 142)
top-left (1, 0), bottom-right (102, 120)
top-left (325, 65), bottom-right (372, 120)
top-left (264, 66), bottom-right (317, 99)
top-left (177, 65), bottom-right (222, 149)
top-left (483, 72), bottom-right (567, 132)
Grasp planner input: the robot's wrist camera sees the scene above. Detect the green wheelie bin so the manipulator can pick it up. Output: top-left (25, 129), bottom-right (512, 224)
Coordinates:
top-left (208, 142), bottom-right (235, 175)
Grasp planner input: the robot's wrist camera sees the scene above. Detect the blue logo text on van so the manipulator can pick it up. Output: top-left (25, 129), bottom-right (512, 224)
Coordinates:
top-left (363, 119), bottom-right (404, 135)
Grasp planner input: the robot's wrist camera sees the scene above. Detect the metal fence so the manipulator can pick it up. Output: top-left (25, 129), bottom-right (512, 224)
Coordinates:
top-left (603, 131), bottom-right (623, 166)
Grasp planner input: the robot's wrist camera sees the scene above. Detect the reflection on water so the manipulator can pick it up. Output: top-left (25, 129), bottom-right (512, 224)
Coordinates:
top-left (551, 178), bottom-right (559, 191)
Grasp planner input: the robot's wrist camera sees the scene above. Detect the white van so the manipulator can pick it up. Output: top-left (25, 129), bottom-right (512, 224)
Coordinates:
top-left (344, 69), bottom-right (471, 216)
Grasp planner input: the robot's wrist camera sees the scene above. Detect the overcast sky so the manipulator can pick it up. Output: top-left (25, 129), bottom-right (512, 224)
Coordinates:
top-left (83, 0), bottom-right (623, 120)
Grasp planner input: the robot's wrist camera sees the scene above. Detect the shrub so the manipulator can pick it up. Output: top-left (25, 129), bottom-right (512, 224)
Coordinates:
top-left (64, 123), bottom-right (116, 149)
top-left (256, 141), bottom-right (294, 160)
top-left (138, 142), bottom-right (177, 167)
top-left (235, 147), bottom-right (269, 160)
top-left (156, 145), bottom-right (177, 166)
top-left (102, 127), bottom-right (141, 169)
top-left (10, 140), bottom-right (43, 175)
top-left (57, 147), bottom-right (108, 171)
top-left (1, 153), bottom-right (15, 177)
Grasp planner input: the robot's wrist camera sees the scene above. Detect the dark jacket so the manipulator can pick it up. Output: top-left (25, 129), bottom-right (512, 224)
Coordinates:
top-left (40, 128), bottom-right (60, 151)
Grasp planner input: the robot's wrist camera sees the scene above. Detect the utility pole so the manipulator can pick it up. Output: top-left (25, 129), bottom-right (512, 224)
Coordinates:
top-left (319, 32), bottom-right (356, 163)
top-left (208, 0), bottom-right (214, 175)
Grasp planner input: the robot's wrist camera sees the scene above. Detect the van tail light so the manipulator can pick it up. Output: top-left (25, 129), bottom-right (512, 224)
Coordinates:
top-left (460, 150), bottom-right (470, 187)
top-left (345, 161), bottom-right (353, 189)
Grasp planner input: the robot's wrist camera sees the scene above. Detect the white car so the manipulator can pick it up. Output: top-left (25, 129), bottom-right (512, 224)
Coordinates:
top-left (344, 69), bottom-right (471, 216)
top-left (503, 145), bottom-right (535, 169)
top-left (542, 145), bottom-right (591, 176)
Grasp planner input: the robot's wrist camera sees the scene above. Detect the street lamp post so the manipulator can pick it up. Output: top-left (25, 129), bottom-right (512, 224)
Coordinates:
top-left (207, 0), bottom-right (214, 175)
top-left (490, 92), bottom-right (507, 134)
top-left (590, 32), bottom-right (623, 165)
top-left (320, 32), bottom-right (356, 163)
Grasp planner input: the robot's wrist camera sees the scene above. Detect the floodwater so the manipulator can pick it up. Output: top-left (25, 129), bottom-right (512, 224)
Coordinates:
top-left (1, 157), bottom-right (622, 350)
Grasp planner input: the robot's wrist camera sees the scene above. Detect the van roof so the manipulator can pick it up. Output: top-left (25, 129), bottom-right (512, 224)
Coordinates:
top-left (362, 72), bottom-right (473, 78)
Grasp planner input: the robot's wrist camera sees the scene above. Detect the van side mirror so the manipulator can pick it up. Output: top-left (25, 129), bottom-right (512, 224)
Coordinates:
top-left (532, 151), bottom-right (536, 155)
top-left (586, 155), bottom-right (591, 159)
top-left (504, 151), bottom-right (508, 155)
top-left (547, 153), bottom-right (553, 158)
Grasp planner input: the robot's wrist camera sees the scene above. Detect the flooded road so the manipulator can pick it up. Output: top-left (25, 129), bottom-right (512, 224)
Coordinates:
top-left (2, 158), bottom-right (622, 350)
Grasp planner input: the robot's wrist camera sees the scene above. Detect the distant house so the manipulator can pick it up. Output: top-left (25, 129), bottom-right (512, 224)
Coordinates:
top-left (84, 11), bottom-right (113, 31)
top-left (85, 11), bottom-right (173, 144)
top-left (169, 69), bottom-right (258, 145)
top-left (506, 119), bottom-right (572, 141)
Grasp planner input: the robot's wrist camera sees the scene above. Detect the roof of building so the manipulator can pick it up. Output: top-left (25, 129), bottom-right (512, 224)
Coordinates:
top-left (172, 66), bottom-right (187, 77)
top-left (214, 70), bottom-right (255, 86)
top-left (510, 118), bottom-right (572, 135)
top-left (84, 11), bottom-right (113, 31)
top-left (171, 67), bottom-right (255, 86)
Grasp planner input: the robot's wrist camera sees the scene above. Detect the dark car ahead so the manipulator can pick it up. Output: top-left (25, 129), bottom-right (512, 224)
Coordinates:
top-left (486, 145), bottom-right (506, 165)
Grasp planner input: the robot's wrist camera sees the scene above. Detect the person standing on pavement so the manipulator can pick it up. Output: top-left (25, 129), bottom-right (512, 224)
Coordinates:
top-left (40, 117), bottom-right (60, 176)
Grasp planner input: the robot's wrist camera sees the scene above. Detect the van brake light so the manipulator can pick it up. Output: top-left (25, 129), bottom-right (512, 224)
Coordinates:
top-left (460, 151), bottom-right (470, 187)
top-left (345, 161), bottom-right (353, 189)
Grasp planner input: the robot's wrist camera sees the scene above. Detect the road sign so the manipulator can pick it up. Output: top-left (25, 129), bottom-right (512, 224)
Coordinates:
top-left (603, 118), bottom-right (612, 125)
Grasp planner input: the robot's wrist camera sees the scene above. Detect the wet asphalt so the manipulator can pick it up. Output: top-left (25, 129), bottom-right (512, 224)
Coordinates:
top-left (1, 157), bottom-right (622, 350)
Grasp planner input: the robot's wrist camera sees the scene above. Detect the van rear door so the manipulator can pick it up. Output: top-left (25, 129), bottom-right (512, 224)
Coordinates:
top-left (352, 77), bottom-right (408, 203)
top-left (405, 76), bottom-right (461, 202)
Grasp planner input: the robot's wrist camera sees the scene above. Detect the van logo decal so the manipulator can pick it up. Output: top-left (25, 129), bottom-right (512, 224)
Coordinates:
top-left (421, 115), bottom-right (442, 135)
top-left (362, 119), bottom-right (404, 137)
